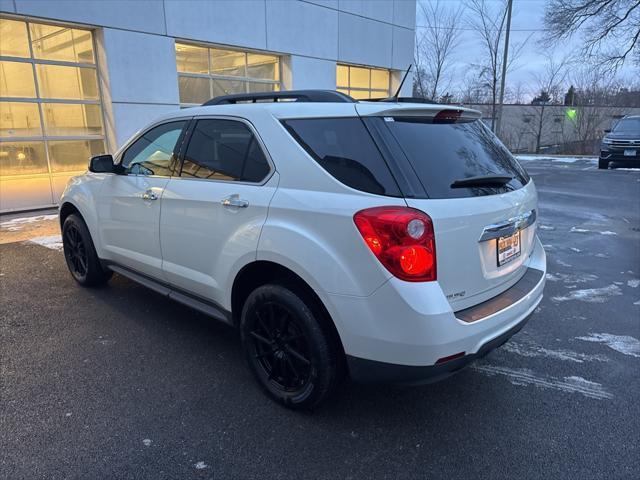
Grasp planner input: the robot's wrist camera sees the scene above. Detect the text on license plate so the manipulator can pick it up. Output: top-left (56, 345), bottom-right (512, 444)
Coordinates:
top-left (624, 149), bottom-right (636, 156)
top-left (497, 231), bottom-right (521, 266)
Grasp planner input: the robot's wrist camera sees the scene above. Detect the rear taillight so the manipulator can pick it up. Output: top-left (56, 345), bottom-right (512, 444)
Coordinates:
top-left (353, 206), bottom-right (436, 282)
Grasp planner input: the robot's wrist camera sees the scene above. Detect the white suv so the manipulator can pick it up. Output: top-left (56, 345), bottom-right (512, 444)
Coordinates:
top-left (59, 90), bottom-right (546, 409)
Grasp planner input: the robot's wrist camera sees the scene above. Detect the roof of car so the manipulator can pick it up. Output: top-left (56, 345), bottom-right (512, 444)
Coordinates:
top-left (152, 100), bottom-right (482, 123)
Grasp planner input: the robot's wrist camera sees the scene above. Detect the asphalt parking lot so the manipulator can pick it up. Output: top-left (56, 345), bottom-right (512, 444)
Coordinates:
top-left (1, 159), bottom-right (639, 480)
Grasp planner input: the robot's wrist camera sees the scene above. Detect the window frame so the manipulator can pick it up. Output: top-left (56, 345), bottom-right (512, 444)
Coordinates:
top-left (175, 41), bottom-right (282, 108)
top-left (175, 115), bottom-right (274, 186)
top-left (0, 15), bottom-right (108, 179)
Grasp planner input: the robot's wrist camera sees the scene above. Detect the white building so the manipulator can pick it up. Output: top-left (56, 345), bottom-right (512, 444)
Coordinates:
top-left (0, 0), bottom-right (416, 212)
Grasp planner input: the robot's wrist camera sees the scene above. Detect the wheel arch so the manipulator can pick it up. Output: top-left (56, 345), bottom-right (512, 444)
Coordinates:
top-left (231, 260), bottom-right (346, 359)
top-left (59, 201), bottom-right (82, 228)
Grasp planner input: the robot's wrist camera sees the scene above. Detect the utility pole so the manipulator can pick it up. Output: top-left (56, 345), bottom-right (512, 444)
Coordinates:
top-left (495, 0), bottom-right (513, 137)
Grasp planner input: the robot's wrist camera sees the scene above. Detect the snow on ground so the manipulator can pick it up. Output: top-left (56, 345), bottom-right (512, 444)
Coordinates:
top-left (28, 235), bottom-right (63, 251)
top-left (515, 155), bottom-right (597, 164)
top-left (576, 333), bottom-right (640, 358)
top-left (0, 214), bottom-right (58, 231)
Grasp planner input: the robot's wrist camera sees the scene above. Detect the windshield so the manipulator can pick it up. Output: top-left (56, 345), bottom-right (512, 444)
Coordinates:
top-left (382, 118), bottom-right (529, 199)
top-left (612, 117), bottom-right (640, 134)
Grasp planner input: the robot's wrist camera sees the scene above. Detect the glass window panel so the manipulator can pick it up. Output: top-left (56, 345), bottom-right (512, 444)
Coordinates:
top-left (336, 65), bottom-right (349, 88)
top-left (0, 19), bottom-right (30, 58)
top-left (182, 119), bottom-right (269, 182)
top-left (178, 75), bottom-right (210, 104)
top-left (0, 141), bottom-right (48, 176)
top-left (121, 121), bottom-right (185, 176)
top-left (175, 43), bottom-right (208, 73)
top-left (371, 69), bottom-right (389, 91)
top-left (0, 102), bottom-right (42, 137)
top-left (211, 78), bottom-right (245, 96)
top-left (42, 103), bottom-right (103, 136)
top-left (47, 139), bottom-right (104, 173)
top-left (36, 64), bottom-right (98, 100)
top-left (246, 53), bottom-right (278, 80)
top-left (29, 23), bottom-right (95, 64)
top-left (349, 67), bottom-right (370, 89)
top-left (0, 61), bottom-right (36, 98)
top-left (210, 48), bottom-right (246, 77)
top-left (349, 89), bottom-right (372, 100)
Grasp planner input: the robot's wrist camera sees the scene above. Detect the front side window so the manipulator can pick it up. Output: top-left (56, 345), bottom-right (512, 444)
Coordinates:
top-left (283, 117), bottom-right (401, 196)
top-left (180, 119), bottom-right (270, 183)
top-left (121, 121), bottom-right (186, 176)
top-left (176, 43), bottom-right (280, 107)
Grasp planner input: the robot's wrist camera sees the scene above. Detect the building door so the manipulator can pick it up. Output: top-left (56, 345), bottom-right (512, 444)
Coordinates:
top-left (0, 18), bottom-right (106, 212)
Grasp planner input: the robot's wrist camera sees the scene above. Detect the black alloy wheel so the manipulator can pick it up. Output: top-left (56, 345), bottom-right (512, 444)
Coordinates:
top-left (62, 214), bottom-right (112, 286)
top-left (63, 222), bottom-right (88, 279)
top-left (240, 284), bottom-right (341, 410)
top-left (250, 301), bottom-right (313, 392)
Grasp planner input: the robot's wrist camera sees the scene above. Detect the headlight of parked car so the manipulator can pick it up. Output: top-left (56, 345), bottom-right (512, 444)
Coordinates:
top-left (602, 137), bottom-right (613, 144)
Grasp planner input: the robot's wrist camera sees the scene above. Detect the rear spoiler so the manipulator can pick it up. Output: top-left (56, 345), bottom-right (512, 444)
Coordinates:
top-left (360, 107), bottom-right (482, 123)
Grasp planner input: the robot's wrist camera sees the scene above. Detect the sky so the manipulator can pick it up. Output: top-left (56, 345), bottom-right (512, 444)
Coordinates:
top-left (415, 0), bottom-right (637, 96)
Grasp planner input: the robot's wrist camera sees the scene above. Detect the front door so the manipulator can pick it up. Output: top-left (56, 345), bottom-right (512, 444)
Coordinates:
top-left (160, 118), bottom-right (277, 307)
top-left (97, 120), bottom-right (188, 279)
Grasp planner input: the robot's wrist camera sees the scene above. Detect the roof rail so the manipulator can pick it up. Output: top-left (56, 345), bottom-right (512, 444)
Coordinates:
top-left (203, 90), bottom-right (355, 106)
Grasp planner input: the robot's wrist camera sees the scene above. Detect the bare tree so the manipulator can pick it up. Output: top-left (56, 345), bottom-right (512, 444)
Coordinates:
top-left (568, 66), bottom-right (619, 153)
top-left (543, 0), bottom-right (640, 69)
top-left (465, 0), bottom-right (528, 131)
top-left (414, 0), bottom-right (465, 100)
top-left (523, 54), bottom-right (571, 153)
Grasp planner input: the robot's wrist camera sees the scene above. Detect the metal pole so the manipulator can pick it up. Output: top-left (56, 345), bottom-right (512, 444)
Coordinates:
top-left (495, 0), bottom-right (513, 137)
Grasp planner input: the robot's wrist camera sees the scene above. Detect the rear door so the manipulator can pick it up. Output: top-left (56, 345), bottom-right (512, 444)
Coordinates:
top-left (363, 110), bottom-right (537, 310)
top-left (97, 120), bottom-right (187, 278)
top-left (160, 117), bottom-right (278, 306)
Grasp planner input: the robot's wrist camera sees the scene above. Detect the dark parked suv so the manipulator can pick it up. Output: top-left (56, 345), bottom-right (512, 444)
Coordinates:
top-left (599, 115), bottom-right (640, 169)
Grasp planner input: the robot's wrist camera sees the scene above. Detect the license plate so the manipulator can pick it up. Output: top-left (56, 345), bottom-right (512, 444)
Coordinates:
top-left (624, 149), bottom-right (636, 156)
top-left (497, 231), bottom-right (521, 266)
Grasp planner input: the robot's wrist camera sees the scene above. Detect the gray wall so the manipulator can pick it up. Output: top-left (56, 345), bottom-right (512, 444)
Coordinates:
top-left (1, 0), bottom-right (416, 149)
top-left (467, 104), bottom-right (640, 154)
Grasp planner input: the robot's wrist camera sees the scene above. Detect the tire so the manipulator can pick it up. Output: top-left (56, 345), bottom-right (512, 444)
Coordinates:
top-left (240, 284), bottom-right (340, 410)
top-left (62, 214), bottom-right (112, 287)
top-left (598, 159), bottom-right (609, 169)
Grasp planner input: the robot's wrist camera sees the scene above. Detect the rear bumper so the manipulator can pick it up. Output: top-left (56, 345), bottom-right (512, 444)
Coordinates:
top-left (347, 311), bottom-right (531, 384)
top-left (325, 236), bottom-right (546, 378)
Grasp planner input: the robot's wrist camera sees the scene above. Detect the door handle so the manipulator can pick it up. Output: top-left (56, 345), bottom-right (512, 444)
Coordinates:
top-left (221, 194), bottom-right (249, 208)
top-left (142, 189), bottom-right (158, 201)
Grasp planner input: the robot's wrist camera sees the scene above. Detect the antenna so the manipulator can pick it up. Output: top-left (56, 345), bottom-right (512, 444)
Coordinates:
top-left (392, 64), bottom-right (412, 101)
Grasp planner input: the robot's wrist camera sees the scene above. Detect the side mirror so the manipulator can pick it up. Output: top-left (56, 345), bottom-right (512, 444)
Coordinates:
top-left (604, 129), bottom-right (611, 133)
top-left (89, 154), bottom-right (115, 173)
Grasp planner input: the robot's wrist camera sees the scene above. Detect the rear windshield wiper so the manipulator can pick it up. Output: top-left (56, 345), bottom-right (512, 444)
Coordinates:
top-left (450, 174), bottom-right (513, 189)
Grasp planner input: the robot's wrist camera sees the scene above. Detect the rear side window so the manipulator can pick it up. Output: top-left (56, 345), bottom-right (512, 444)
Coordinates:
top-left (283, 118), bottom-right (401, 197)
top-left (383, 118), bottom-right (529, 199)
top-left (181, 119), bottom-right (270, 182)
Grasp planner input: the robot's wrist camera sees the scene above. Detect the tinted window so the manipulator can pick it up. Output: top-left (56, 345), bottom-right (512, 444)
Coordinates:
top-left (383, 118), bottom-right (529, 199)
top-left (283, 118), bottom-right (401, 197)
top-left (181, 119), bottom-right (270, 182)
top-left (121, 121), bottom-right (186, 176)
top-left (612, 117), bottom-right (640, 134)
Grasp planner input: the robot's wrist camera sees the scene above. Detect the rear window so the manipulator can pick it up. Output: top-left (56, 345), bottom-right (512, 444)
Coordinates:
top-left (282, 118), bottom-right (401, 197)
top-left (383, 117), bottom-right (530, 199)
